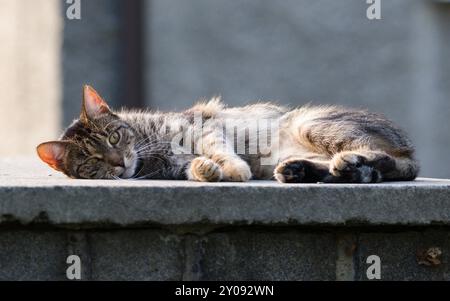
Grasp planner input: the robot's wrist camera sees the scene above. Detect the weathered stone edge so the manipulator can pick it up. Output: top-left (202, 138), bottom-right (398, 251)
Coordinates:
top-left (0, 184), bottom-right (449, 228)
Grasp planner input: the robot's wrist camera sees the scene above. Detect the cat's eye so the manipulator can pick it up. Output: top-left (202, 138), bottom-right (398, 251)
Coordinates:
top-left (84, 158), bottom-right (98, 166)
top-left (109, 131), bottom-right (120, 145)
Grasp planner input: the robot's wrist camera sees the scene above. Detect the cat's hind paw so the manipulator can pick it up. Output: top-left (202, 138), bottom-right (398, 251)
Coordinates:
top-left (274, 160), bottom-right (306, 183)
top-left (330, 152), bottom-right (381, 183)
top-left (274, 159), bottom-right (329, 183)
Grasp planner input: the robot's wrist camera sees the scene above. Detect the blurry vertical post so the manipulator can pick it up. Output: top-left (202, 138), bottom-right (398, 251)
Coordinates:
top-left (66, 0), bottom-right (81, 20)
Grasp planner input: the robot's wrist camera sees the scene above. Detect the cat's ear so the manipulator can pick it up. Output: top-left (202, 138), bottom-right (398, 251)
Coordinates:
top-left (36, 141), bottom-right (69, 172)
top-left (81, 85), bottom-right (111, 122)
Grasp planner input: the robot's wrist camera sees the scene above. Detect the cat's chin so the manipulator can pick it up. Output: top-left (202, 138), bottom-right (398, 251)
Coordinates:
top-left (120, 156), bottom-right (139, 179)
top-left (120, 168), bottom-right (135, 179)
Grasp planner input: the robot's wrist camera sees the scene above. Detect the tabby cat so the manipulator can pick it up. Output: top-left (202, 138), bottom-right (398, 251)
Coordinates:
top-left (37, 85), bottom-right (418, 183)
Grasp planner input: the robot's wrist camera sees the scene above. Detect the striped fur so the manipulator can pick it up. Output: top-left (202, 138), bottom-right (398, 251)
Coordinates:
top-left (37, 86), bottom-right (419, 183)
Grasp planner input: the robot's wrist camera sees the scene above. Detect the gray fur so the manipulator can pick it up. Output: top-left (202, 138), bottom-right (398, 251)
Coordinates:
top-left (37, 86), bottom-right (419, 183)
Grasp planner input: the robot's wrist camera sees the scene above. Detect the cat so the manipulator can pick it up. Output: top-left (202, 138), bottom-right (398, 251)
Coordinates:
top-left (36, 85), bottom-right (419, 183)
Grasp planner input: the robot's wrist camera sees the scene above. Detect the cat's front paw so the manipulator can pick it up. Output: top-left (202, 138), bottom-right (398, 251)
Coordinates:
top-left (187, 157), bottom-right (223, 182)
top-left (330, 152), bottom-right (381, 183)
top-left (221, 159), bottom-right (252, 182)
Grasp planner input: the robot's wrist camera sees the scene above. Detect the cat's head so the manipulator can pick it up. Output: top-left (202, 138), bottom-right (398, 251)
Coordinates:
top-left (37, 85), bottom-right (138, 179)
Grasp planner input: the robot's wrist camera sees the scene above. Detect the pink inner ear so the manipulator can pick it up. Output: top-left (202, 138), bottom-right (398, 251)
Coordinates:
top-left (83, 85), bottom-right (110, 118)
top-left (36, 142), bottom-right (66, 171)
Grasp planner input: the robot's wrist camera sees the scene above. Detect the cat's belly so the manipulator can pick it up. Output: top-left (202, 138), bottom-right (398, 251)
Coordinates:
top-left (245, 133), bottom-right (319, 180)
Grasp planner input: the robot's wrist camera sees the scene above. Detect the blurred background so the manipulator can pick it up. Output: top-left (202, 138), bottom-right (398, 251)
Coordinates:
top-left (0, 0), bottom-right (449, 177)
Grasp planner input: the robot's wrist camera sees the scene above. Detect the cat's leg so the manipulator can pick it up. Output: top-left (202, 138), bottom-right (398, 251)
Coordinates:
top-left (328, 150), bottom-right (418, 183)
top-left (186, 156), bottom-right (223, 182)
top-left (286, 106), bottom-right (418, 183)
top-left (197, 129), bottom-right (252, 182)
top-left (274, 157), bottom-right (331, 183)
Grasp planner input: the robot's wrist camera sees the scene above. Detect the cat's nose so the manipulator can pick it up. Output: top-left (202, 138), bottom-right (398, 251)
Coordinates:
top-left (105, 152), bottom-right (125, 167)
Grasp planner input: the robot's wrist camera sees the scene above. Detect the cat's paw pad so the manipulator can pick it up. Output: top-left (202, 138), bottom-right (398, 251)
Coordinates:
top-left (188, 157), bottom-right (223, 182)
top-left (330, 152), bottom-right (381, 183)
top-left (274, 160), bottom-right (306, 183)
top-left (221, 160), bottom-right (252, 182)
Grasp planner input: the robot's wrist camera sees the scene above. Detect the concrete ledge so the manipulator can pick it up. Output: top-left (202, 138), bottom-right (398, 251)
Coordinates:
top-left (1, 158), bottom-right (450, 228)
top-left (1, 158), bottom-right (450, 280)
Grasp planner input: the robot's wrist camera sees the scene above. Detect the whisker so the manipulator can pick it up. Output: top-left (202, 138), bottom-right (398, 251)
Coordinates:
top-left (135, 136), bottom-right (171, 149)
top-left (136, 151), bottom-right (167, 156)
top-left (136, 155), bottom-right (167, 166)
top-left (130, 164), bottom-right (145, 179)
top-left (135, 141), bottom-right (171, 153)
top-left (133, 169), bottom-right (161, 180)
top-left (135, 136), bottom-right (157, 149)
